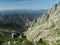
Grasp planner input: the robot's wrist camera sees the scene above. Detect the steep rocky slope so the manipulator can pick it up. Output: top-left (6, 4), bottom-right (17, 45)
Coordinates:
top-left (25, 2), bottom-right (60, 45)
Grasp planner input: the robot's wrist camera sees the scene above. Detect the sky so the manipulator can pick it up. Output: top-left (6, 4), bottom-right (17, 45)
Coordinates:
top-left (0, 0), bottom-right (60, 10)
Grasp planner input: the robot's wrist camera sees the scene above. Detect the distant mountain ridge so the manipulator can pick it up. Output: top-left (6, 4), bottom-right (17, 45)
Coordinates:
top-left (0, 9), bottom-right (48, 15)
top-left (0, 9), bottom-right (48, 27)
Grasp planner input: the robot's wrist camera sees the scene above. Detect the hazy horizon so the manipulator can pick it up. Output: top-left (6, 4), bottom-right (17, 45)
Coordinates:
top-left (0, 0), bottom-right (60, 10)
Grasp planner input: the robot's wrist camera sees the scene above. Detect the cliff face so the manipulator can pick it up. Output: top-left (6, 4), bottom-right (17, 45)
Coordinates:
top-left (25, 2), bottom-right (60, 44)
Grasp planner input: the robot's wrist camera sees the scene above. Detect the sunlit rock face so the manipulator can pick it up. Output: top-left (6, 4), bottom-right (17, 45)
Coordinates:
top-left (25, 2), bottom-right (60, 44)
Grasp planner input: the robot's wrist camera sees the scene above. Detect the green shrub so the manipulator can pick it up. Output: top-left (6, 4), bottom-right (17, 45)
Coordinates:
top-left (36, 41), bottom-right (47, 45)
top-left (22, 40), bottom-right (33, 45)
top-left (53, 40), bottom-right (60, 45)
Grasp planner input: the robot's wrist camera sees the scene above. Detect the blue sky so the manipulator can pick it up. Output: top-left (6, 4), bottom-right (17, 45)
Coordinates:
top-left (0, 0), bottom-right (60, 10)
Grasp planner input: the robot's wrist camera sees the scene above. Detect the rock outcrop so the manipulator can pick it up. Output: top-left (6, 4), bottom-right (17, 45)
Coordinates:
top-left (25, 2), bottom-right (60, 44)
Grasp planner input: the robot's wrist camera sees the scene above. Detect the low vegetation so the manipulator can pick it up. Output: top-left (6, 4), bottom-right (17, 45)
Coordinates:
top-left (0, 37), bottom-right (49, 45)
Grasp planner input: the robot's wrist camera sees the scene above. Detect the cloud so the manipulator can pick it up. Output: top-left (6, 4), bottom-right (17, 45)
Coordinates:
top-left (0, 0), bottom-right (32, 3)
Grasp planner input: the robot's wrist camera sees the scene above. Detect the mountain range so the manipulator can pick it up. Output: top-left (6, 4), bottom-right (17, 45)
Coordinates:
top-left (0, 9), bottom-right (47, 37)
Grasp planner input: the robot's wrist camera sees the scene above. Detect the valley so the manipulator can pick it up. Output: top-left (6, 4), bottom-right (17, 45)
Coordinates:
top-left (0, 9), bottom-right (47, 45)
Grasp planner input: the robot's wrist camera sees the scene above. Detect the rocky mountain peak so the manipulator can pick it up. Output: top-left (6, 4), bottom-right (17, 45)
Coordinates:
top-left (36, 2), bottom-right (60, 24)
top-left (25, 2), bottom-right (60, 45)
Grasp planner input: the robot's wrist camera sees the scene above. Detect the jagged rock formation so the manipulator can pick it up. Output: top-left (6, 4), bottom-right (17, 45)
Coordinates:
top-left (25, 2), bottom-right (60, 45)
